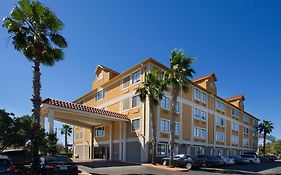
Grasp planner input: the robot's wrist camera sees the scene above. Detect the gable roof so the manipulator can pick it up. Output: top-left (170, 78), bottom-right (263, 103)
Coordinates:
top-left (225, 95), bottom-right (245, 102)
top-left (42, 98), bottom-right (128, 120)
top-left (95, 64), bottom-right (120, 75)
top-left (192, 73), bottom-right (217, 83)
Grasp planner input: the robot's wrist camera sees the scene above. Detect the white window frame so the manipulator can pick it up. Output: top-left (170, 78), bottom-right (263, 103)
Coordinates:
top-left (202, 92), bottom-right (207, 103)
top-left (194, 88), bottom-right (201, 100)
top-left (201, 128), bottom-right (207, 139)
top-left (216, 116), bottom-right (225, 126)
top-left (95, 126), bottom-right (105, 137)
top-left (122, 75), bottom-right (131, 89)
top-left (160, 118), bottom-right (170, 133)
top-left (132, 69), bottom-right (141, 84)
top-left (193, 127), bottom-right (200, 138)
top-left (216, 131), bottom-right (225, 142)
top-left (131, 118), bottom-right (141, 132)
top-left (231, 135), bottom-right (239, 144)
top-left (193, 107), bottom-right (200, 119)
top-left (95, 89), bottom-right (105, 101)
top-left (175, 122), bottom-right (180, 135)
top-left (132, 95), bottom-right (140, 108)
top-left (231, 122), bottom-right (239, 131)
top-left (161, 96), bottom-right (170, 110)
top-left (122, 97), bottom-right (130, 111)
top-left (201, 110), bottom-right (207, 121)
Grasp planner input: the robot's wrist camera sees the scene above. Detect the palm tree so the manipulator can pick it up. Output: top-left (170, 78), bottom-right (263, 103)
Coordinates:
top-left (3, 0), bottom-right (67, 168)
top-left (60, 124), bottom-right (73, 153)
top-left (166, 49), bottom-right (195, 167)
top-left (136, 70), bottom-right (168, 165)
top-left (258, 120), bottom-right (274, 156)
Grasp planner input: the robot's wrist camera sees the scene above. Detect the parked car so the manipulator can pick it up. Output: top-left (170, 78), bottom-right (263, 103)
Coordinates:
top-left (229, 155), bottom-right (250, 164)
top-left (259, 156), bottom-right (271, 163)
top-left (196, 155), bottom-right (221, 167)
top-left (32, 155), bottom-right (79, 175)
top-left (213, 156), bottom-right (225, 166)
top-left (266, 155), bottom-right (277, 162)
top-left (217, 155), bottom-right (235, 165)
top-left (0, 155), bottom-right (16, 175)
top-left (161, 154), bottom-right (204, 170)
top-left (240, 154), bottom-right (260, 164)
top-left (0, 149), bottom-right (32, 166)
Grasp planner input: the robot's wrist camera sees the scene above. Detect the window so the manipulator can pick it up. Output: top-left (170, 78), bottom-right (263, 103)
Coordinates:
top-left (202, 92), bottom-right (207, 103)
top-left (231, 135), bottom-right (239, 144)
top-left (201, 111), bottom-right (207, 121)
top-left (131, 118), bottom-right (140, 132)
top-left (132, 70), bottom-right (141, 84)
top-left (216, 116), bottom-right (224, 126)
top-left (132, 95), bottom-right (140, 108)
top-left (232, 108), bottom-right (239, 117)
top-left (243, 115), bottom-right (249, 122)
top-left (244, 127), bottom-right (249, 134)
top-left (175, 122), bottom-right (180, 135)
top-left (216, 100), bottom-right (225, 111)
top-left (122, 98), bottom-right (130, 111)
top-left (176, 101), bottom-right (180, 113)
top-left (122, 75), bottom-right (130, 89)
top-left (253, 119), bottom-right (258, 126)
top-left (95, 89), bottom-right (105, 101)
top-left (216, 132), bottom-right (225, 141)
top-left (243, 138), bottom-right (249, 146)
top-left (193, 127), bottom-right (200, 138)
top-left (194, 88), bottom-right (201, 100)
top-left (157, 143), bottom-right (167, 155)
top-left (161, 96), bottom-right (170, 109)
top-left (193, 108), bottom-right (200, 119)
top-left (201, 128), bottom-right (207, 139)
top-left (160, 119), bottom-right (170, 133)
top-left (231, 122), bottom-right (239, 131)
top-left (253, 129), bottom-right (257, 137)
top-left (75, 131), bottom-right (83, 139)
top-left (95, 127), bottom-right (105, 137)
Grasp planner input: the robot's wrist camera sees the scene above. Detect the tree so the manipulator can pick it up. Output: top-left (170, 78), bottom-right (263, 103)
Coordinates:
top-left (258, 120), bottom-right (274, 156)
top-left (0, 109), bottom-right (15, 152)
top-left (60, 124), bottom-right (72, 153)
top-left (2, 0), bottom-right (67, 166)
top-left (136, 70), bottom-right (168, 164)
top-left (166, 49), bottom-right (195, 167)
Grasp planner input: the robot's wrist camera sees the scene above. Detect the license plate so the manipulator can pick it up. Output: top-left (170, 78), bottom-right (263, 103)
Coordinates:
top-left (60, 165), bottom-right (67, 170)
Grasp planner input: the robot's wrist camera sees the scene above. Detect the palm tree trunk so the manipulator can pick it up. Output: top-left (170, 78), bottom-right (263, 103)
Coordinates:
top-left (263, 132), bottom-right (266, 156)
top-left (65, 132), bottom-right (68, 153)
top-left (31, 57), bottom-right (42, 175)
top-left (169, 87), bottom-right (178, 167)
top-left (150, 102), bottom-right (156, 165)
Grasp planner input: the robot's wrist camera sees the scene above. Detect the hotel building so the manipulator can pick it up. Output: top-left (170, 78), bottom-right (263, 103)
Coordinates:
top-left (40, 58), bottom-right (259, 162)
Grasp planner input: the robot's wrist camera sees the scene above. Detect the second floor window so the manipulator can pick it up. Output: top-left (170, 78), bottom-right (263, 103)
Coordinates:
top-left (193, 127), bottom-right (200, 138)
top-left (201, 128), bottom-right (207, 138)
top-left (175, 122), bottom-right (180, 135)
top-left (132, 70), bottom-right (141, 84)
top-left (193, 108), bottom-right (200, 119)
top-left (95, 89), bottom-right (105, 101)
top-left (132, 95), bottom-right (140, 108)
top-left (231, 135), bottom-right (239, 144)
top-left (161, 96), bottom-right (170, 109)
top-left (160, 119), bottom-right (170, 132)
top-left (216, 132), bottom-right (225, 141)
top-left (122, 98), bottom-right (130, 111)
top-left (95, 127), bottom-right (105, 137)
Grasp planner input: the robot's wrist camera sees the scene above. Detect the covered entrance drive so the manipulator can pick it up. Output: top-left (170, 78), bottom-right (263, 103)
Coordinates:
top-left (40, 98), bottom-right (129, 161)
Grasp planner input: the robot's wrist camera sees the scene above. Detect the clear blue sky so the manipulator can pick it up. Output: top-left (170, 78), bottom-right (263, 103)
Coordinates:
top-left (1, 0), bottom-right (281, 143)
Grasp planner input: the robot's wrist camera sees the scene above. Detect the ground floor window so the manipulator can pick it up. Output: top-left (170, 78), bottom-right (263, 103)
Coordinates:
top-left (157, 143), bottom-right (167, 156)
top-left (95, 126), bottom-right (105, 137)
top-left (131, 118), bottom-right (140, 132)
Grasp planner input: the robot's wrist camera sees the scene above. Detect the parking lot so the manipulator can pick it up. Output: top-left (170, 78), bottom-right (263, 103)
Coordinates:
top-left (77, 160), bottom-right (281, 175)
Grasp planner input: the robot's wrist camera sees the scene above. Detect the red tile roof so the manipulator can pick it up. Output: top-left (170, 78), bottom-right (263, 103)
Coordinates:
top-left (192, 73), bottom-right (217, 83)
top-left (42, 98), bottom-right (128, 120)
top-left (225, 95), bottom-right (245, 102)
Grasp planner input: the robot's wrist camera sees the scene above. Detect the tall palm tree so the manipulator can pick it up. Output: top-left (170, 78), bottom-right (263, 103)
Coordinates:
top-left (60, 124), bottom-right (73, 153)
top-left (136, 69), bottom-right (168, 165)
top-left (3, 0), bottom-right (67, 166)
top-left (166, 49), bottom-right (195, 167)
top-left (258, 120), bottom-right (274, 156)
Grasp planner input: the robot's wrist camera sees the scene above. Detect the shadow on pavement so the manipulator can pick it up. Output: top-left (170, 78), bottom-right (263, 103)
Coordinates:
top-left (77, 160), bottom-right (141, 169)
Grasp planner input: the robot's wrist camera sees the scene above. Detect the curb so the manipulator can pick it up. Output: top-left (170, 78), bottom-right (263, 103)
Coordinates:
top-left (142, 164), bottom-right (188, 172)
top-left (201, 167), bottom-right (262, 175)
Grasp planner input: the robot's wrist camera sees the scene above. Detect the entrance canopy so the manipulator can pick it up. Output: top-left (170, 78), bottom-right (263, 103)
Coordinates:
top-left (40, 98), bottom-right (128, 130)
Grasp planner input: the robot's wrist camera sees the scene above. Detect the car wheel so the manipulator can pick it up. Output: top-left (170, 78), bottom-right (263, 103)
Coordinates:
top-left (185, 163), bottom-right (192, 170)
top-left (162, 160), bottom-right (167, 166)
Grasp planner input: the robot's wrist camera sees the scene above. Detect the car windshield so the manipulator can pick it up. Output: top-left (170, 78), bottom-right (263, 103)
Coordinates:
top-left (45, 156), bottom-right (72, 163)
